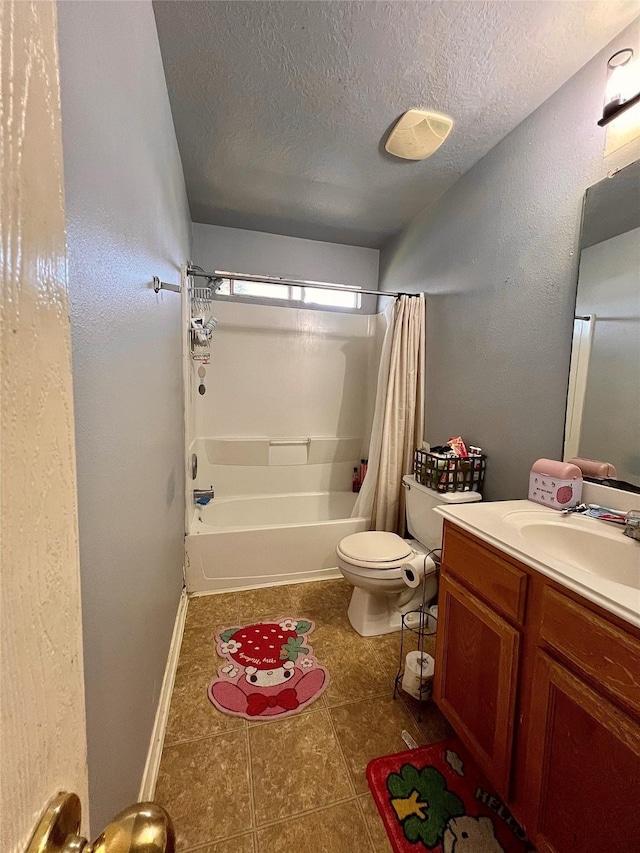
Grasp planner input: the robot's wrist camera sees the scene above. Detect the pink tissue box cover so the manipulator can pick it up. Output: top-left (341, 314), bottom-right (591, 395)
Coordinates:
top-left (528, 458), bottom-right (582, 509)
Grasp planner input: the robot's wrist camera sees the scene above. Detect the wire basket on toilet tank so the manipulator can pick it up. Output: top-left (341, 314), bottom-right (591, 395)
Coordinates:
top-left (414, 449), bottom-right (486, 494)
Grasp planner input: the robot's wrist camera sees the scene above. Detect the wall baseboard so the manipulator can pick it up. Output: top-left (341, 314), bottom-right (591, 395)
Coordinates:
top-left (139, 587), bottom-right (188, 800)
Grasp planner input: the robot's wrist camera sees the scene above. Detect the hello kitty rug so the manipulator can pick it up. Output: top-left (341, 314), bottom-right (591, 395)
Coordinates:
top-left (367, 738), bottom-right (535, 853)
top-left (208, 618), bottom-right (329, 720)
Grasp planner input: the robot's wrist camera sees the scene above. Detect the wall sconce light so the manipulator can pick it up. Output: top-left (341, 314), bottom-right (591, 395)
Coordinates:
top-left (598, 48), bottom-right (640, 127)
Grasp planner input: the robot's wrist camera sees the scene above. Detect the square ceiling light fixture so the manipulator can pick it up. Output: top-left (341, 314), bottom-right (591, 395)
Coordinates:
top-left (385, 109), bottom-right (453, 160)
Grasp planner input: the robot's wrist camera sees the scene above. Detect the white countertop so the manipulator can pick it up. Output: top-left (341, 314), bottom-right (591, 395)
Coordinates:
top-left (435, 499), bottom-right (640, 628)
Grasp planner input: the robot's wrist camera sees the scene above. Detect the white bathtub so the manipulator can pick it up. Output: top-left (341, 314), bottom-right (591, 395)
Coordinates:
top-left (185, 491), bottom-right (369, 593)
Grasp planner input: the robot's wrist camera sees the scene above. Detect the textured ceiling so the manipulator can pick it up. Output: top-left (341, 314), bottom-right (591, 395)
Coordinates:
top-left (154, 1), bottom-right (639, 248)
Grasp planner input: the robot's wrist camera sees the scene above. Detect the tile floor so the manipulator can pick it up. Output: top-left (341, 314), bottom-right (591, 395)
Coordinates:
top-left (155, 578), bottom-right (452, 852)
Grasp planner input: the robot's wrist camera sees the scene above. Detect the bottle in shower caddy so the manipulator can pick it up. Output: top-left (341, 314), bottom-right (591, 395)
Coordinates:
top-left (352, 468), bottom-right (360, 493)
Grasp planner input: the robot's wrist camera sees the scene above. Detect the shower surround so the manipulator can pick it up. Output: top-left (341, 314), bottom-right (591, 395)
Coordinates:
top-left (185, 298), bottom-right (385, 592)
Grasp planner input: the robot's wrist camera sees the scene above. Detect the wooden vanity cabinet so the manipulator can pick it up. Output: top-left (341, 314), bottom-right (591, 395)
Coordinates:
top-left (434, 520), bottom-right (640, 852)
top-left (525, 651), bottom-right (640, 853)
top-left (434, 573), bottom-right (520, 798)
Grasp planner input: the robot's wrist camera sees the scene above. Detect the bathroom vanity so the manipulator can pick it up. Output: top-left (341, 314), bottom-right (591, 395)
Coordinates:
top-left (433, 501), bottom-right (640, 853)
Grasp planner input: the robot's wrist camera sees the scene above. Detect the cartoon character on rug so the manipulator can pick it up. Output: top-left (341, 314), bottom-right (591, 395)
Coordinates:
top-left (208, 618), bottom-right (328, 720)
top-left (443, 816), bottom-right (505, 853)
top-left (388, 762), bottom-right (505, 852)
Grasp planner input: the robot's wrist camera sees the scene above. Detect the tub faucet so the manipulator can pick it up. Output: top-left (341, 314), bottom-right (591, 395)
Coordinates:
top-left (194, 488), bottom-right (215, 505)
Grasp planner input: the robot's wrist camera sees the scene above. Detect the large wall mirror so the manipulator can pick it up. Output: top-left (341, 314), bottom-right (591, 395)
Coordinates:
top-left (564, 158), bottom-right (640, 488)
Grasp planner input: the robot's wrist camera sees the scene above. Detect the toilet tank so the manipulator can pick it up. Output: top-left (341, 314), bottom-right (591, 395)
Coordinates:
top-left (403, 474), bottom-right (482, 551)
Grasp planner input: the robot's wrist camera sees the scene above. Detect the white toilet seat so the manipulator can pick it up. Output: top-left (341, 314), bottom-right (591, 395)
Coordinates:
top-left (337, 531), bottom-right (412, 571)
top-left (338, 561), bottom-right (405, 581)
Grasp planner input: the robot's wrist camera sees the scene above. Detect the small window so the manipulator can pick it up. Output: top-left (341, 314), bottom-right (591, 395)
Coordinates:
top-left (303, 286), bottom-right (359, 309)
top-left (231, 280), bottom-right (287, 301)
top-left (215, 278), bottom-right (361, 310)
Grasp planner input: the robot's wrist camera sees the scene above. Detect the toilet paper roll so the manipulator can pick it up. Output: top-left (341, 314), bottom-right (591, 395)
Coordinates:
top-left (401, 555), bottom-right (436, 588)
top-left (402, 651), bottom-right (435, 700)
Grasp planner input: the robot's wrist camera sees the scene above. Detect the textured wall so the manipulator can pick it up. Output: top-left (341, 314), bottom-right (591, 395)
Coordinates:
top-left (193, 223), bottom-right (379, 288)
top-left (379, 19), bottom-right (640, 501)
top-left (192, 222), bottom-right (380, 313)
top-left (1, 2), bottom-right (89, 850)
top-left (57, 0), bottom-right (190, 830)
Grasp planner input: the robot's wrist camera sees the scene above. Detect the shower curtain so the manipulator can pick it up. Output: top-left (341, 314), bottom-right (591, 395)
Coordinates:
top-left (353, 293), bottom-right (425, 533)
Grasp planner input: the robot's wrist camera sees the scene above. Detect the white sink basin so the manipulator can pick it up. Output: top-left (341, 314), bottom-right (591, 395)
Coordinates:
top-left (501, 511), bottom-right (640, 590)
top-left (435, 499), bottom-right (640, 628)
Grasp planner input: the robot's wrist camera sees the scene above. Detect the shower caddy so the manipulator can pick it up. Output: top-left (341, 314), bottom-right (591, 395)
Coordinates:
top-left (187, 269), bottom-right (223, 362)
top-left (153, 269), bottom-right (223, 363)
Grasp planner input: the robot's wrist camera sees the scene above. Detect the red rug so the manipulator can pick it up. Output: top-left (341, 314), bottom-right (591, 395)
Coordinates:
top-left (208, 618), bottom-right (329, 720)
top-left (367, 738), bottom-right (534, 852)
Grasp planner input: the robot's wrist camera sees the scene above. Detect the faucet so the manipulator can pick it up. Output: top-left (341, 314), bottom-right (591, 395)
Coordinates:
top-left (562, 503), bottom-right (640, 540)
top-left (194, 487), bottom-right (215, 505)
top-left (624, 510), bottom-right (640, 541)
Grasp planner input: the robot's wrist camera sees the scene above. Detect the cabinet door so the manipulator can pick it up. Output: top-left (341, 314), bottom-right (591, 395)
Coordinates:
top-left (526, 651), bottom-right (640, 853)
top-left (434, 573), bottom-right (520, 797)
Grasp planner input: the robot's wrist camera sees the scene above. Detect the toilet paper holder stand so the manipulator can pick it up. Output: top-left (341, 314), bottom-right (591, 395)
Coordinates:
top-left (393, 547), bottom-right (441, 721)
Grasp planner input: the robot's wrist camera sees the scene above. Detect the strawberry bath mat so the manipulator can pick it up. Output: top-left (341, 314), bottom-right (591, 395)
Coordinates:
top-left (208, 618), bottom-right (329, 720)
top-left (367, 738), bottom-right (535, 853)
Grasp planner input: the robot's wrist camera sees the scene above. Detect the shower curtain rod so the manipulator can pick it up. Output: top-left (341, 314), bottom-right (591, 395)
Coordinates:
top-left (186, 266), bottom-right (404, 299)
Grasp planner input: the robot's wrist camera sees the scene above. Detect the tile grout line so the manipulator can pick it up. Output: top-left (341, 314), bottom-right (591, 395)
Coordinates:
top-left (175, 600), bottom-right (251, 853)
top-left (354, 793), bottom-right (379, 853)
top-left (325, 686), bottom-right (399, 711)
top-left (326, 680), bottom-right (427, 738)
top-left (165, 703), bottom-right (330, 749)
top-left (245, 724), bottom-right (257, 837)
top-left (368, 639), bottom-right (402, 679)
top-left (325, 702), bottom-right (359, 800)
top-left (249, 706), bottom-right (354, 829)
top-left (247, 704), bottom-right (327, 728)
top-left (357, 628), bottom-right (432, 732)
top-left (254, 794), bottom-right (360, 831)
top-left (402, 693), bottom-right (425, 733)
top-left (163, 722), bottom-right (246, 750)
top-left (181, 827), bottom-right (255, 853)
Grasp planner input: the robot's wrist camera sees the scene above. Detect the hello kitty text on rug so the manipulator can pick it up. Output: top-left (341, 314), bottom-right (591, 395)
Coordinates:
top-left (208, 618), bottom-right (329, 720)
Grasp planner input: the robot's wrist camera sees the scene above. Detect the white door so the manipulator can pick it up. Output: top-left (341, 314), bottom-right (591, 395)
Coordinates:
top-left (1, 1), bottom-right (90, 850)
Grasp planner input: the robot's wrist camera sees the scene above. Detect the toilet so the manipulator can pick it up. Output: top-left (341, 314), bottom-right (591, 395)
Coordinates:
top-left (337, 474), bottom-right (482, 636)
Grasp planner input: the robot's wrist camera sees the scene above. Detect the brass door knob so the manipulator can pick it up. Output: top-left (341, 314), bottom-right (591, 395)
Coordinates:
top-left (26, 792), bottom-right (175, 853)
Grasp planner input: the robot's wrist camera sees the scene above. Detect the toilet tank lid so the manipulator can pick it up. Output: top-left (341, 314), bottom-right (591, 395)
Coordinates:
top-left (339, 531), bottom-right (412, 563)
top-left (402, 475), bottom-right (483, 503)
